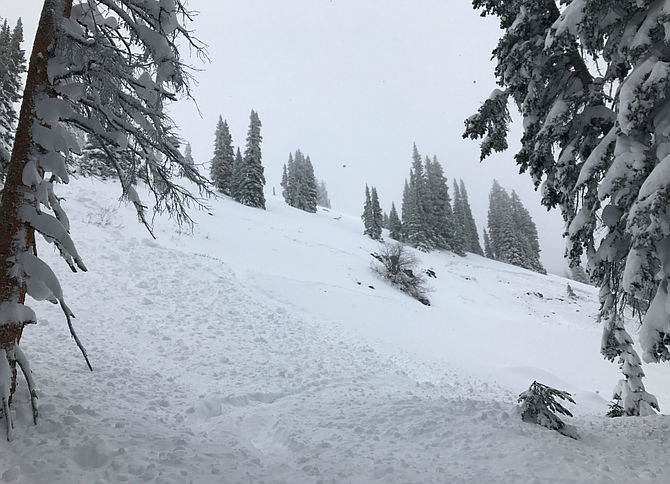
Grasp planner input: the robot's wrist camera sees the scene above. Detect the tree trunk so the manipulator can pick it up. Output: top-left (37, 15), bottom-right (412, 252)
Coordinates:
top-left (0, 0), bottom-right (72, 404)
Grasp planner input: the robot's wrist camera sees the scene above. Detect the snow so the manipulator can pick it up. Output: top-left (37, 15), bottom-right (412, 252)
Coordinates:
top-left (2, 178), bottom-right (670, 482)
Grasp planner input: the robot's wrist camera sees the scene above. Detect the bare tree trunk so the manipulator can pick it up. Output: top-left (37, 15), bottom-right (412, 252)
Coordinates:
top-left (0, 0), bottom-right (72, 405)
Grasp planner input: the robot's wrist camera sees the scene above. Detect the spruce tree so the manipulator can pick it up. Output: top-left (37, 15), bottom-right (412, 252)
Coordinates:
top-left (451, 180), bottom-right (468, 255)
top-left (210, 116), bottom-right (235, 195)
top-left (425, 156), bottom-right (455, 252)
top-left (301, 155), bottom-right (318, 213)
top-left (316, 180), bottom-right (331, 208)
top-left (370, 186), bottom-right (383, 240)
top-left (388, 202), bottom-right (402, 241)
top-left (0, 18), bottom-right (26, 183)
top-left (235, 110), bottom-right (265, 209)
top-left (460, 180), bottom-right (483, 255)
top-left (230, 147), bottom-right (244, 201)
top-left (483, 229), bottom-right (493, 259)
top-left (362, 184), bottom-right (373, 238)
top-left (510, 190), bottom-right (545, 274)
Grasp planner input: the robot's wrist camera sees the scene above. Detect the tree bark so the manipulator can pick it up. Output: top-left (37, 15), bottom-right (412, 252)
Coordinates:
top-left (0, 0), bottom-right (72, 403)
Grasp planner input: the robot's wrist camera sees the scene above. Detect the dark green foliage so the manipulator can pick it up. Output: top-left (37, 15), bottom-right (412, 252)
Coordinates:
top-left (518, 381), bottom-right (579, 440)
top-left (459, 180), bottom-right (483, 255)
top-left (483, 229), bottom-right (493, 259)
top-left (281, 150), bottom-right (318, 212)
top-left (0, 18), bottom-right (26, 183)
top-left (388, 202), bottom-right (402, 241)
top-left (487, 180), bottom-right (545, 274)
top-left (210, 116), bottom-right (235, 195)
top-left (362, 185), bottom-right (382, 240)
top-left (234, 110), bottom-right (265, 209)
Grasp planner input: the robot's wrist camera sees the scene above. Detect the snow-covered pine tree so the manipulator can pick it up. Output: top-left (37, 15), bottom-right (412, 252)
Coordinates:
top-left (0, 18), bottom-right (26, 183)
top-left (370, 186), bottom-right (383, 240)
top-left (388, 202), bottom-right (402, 241)
top-left (382, 211), bottom-right (389, 229)
top-left (210, 116), bottom-right (235, 195)
top-left (234, 110), bottom-right (265, 209)
top-left (402, 144), bottom-right (432, 251)
top-left (230, 147), bottom-right (244, 201)
top-left (424, 155), bottom-right (455, 252)
top-left (184, 143), bottom-right (195, 167)
top-left (510, 190), bottom-right (545, 274)
top-left (0, 0), bottom-right (211, 438)
top-left (78, 132), bottom-right (132, 180)
top-left (362, 184), bottom-right (373, 238)
top-left (301, 155), bottom-right (318, 213)
top-left (459, 180), bottom-right (483, 256)
top-left (465, 0), bottom-right (661, 415)
top-left (316, 179), bottom-right (330, 208)
top-left (451, 180), bottom-right (468, 255)
top-left (483, 229), bottom-right (493, 259)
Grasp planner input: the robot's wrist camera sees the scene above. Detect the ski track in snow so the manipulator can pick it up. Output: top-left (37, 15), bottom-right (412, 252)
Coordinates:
top-left (1, 181), bottom-right (669, 483)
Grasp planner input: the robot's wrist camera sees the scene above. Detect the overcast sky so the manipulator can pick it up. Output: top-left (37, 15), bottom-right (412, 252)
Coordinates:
top-left (6, 1), bottom-right (569, 274)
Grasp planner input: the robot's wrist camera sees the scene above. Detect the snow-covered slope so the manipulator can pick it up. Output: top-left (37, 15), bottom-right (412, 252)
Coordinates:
top-left (2, 178), bottom-right (670, 484)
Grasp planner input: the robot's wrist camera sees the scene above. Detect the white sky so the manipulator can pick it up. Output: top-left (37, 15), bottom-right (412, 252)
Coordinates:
top-left (5, 1), bottom-right (568, 275)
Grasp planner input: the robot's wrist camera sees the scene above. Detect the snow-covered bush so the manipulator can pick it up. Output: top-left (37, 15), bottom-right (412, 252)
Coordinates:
top-left (370, 242), bottom-right (431, 306)
top-left (518, 381), bottom-right (579, 440)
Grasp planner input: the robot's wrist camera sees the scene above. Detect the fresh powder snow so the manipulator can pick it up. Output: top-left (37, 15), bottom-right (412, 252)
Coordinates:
top-left (1, 177), bottom-right (670, 483)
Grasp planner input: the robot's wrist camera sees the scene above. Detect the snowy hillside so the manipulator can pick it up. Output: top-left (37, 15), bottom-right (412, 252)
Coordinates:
top-left (2, 178), bottom-right (670, 484)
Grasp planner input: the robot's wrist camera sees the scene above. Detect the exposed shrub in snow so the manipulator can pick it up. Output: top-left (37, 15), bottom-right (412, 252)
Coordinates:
top-left (518, 381), bottom-right (579, 440)
top-left (370, 242), bottom-right (431, 306)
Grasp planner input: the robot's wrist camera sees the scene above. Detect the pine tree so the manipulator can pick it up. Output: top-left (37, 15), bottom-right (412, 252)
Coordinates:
top-left (79, 133), bottom-right (133, 180)
top-left (459, 180), bottom-right (483, 255)
top-left (382, 211), bottom-right (389, 229)
top-left (483, 229), bottom-right (493, 259)
top-left (509, 190), bottom-right (545, 274)
top-left (451, 180), bottom-right (468, 255)
top-left (401, 144), bottom-right (432, 251)
top-left (0, 0), bottom-right (210, 436)
top-left (0, 18), bottom-right (26, 183)
top-left (388, 202), bottom-right (402, 241)
top-left (235, 110), bottom-right (265, 209)
top-left (281, 150), bottom-right (319, 213)
top-left (370, 186), bottom-right (383, 240)
top-left (231, 147), bottom-right (244, 201)
top-left (210, 116), bottom-right (235, 195)
top-left (362, 184), bottom-right (373, 238)
top-left (316, 179), bottom-right (331, 208)
top-left (424, 156), bottom-right (455, 251)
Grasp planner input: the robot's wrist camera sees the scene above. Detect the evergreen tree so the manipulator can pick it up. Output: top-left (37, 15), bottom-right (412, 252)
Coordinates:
top-left (235, 110), bottom-right (265, 209)
top-left (509, 190), bottom-right (545, 274)
top-left (425, 156), bottom-right (455, 251)
top-left (370, 186), bottom-right (383, 240)
top-left (465, 0), bottom-right (661, 416)
top-left (459, 180), bottom-right (483, 255)
top-left (281, 150), bottom-right (319, 212)
top-left (483, 229), bottom-right (493, 259)
top-left (388, 202), bottom-right (403, 241)
top-left (231, 147), bottom-right (244, 201)
top-left (210, 116), bottom-right (235, 195)
top-left (402, 144), bottom-right (432, 251)
top-left (0, 18), bottom-right (25, 183)
top-left (451, 180), bottom-right (468, 255)
top-left (382, 211), bottom-right (389, 229)
top-left (316, 179), bottom-right (331, 208)
top-left (362, 184), bottom-right (374, 238)
top-left (79, 133), bottom-right (133, 180)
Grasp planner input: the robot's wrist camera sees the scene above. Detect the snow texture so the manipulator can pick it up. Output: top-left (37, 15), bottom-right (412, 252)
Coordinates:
top-left (2, 178), bottom-right (670, 483)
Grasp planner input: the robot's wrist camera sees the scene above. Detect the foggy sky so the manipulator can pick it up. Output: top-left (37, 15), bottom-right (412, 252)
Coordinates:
top-left (5, 1), bottom-right (569, 274)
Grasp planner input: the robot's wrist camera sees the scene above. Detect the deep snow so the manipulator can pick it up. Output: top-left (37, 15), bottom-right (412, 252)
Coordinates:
top-left (2, 178), bottom-right (670, 484)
